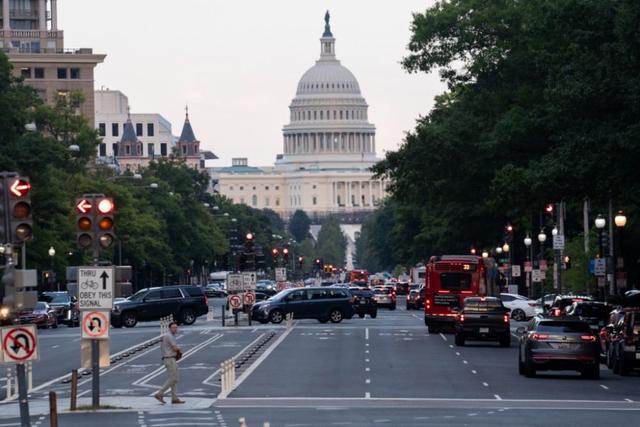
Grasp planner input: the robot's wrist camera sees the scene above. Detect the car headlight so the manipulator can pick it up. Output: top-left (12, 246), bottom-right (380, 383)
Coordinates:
top-left (261, 304), bottom-right (270, 312)
top-left (0, 307), bottom-right (9, 318)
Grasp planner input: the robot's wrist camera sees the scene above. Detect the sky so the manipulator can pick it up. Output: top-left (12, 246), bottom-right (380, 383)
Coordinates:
top-left (59, 0), bottom-right (444, 166)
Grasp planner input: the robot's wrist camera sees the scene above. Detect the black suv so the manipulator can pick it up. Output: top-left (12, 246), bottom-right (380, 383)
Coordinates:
top-left (39, 292), bottom-right (80, 327)
top-left (111, 285), bottom-right (208, 328)
top-left (251, 287), bottom-right (355, 324)
top-left (349, 287), bottom-right (377, 319)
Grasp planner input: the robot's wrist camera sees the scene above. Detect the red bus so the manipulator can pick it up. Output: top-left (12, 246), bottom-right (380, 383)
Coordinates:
top-left (349, 270), bottom-right (369, 286)
top-left (424, 255), bottom-right (489, 332)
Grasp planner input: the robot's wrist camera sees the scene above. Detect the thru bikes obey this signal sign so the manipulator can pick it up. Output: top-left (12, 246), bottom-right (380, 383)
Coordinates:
top-left (78, 266), bottom-right (115, 310)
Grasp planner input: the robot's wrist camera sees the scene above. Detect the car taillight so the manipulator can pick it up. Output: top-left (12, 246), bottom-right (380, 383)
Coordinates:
top-left (552, 308), bottom-right (561, 316)
top-left (503, 314), bottom-right (509, 323)
top-left (531, 333), bottom-right (549, 341)
top-left (204, 296), bottom-right (209, 305)
top-left (426, 299), bottom-right (431, 309)
top-left (406, 295), bottom-right (410, 301)
top-left (459, 314), bottom-right (465, 322)
top-left (348, 297), bottom-right (354, 304)
top-left (528, 302), bottom-right (537, 307)
top-left (580, 335), bottom-right (596, 342)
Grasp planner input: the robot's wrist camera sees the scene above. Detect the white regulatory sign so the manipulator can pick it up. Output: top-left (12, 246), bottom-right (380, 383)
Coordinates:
top-left (226, 273), bottom-right (244, 292)
top-left (553, 234), bottom-right (565, 250)
top-left (511, 265), bottom-right (521, 278)
top-left (78, 266), bottom-right (114, 310)
top-left (275, 267), bottom-right (287, 282)
top-left (242, 272), bottom-right (257, 290)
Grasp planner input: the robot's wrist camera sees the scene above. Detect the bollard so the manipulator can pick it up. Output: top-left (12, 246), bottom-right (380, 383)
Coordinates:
top-left (207, 305), bottom-right (214, 321)
top-left (5, 367), bottom-right (15, 400)
top-left (238, 417), bottom-right (247, 427)
top-left (264, 423), bottom-right (271, 427)
top-left (49, 391), bottom-right (58, 427)
top-left (27, 361), bottom-right (33, 391)
top-left (70, 369), bottom-right (78, 411)
top-left (222, 305), bottom-right (225, 327)
top-left (234, 310), bottom-right (238, 326)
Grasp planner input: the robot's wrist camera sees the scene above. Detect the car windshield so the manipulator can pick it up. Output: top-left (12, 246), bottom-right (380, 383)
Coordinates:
top-left (464, 300), bottom-right (503, 312)
top-left (35, 302), bottom-right (47, 310)
top-left (537, 321), bottom-right (591, 333)
top-left (128, 289), bottom-right (148, 301)
top-left (41, 293), bottom-right (69, 304)
top-left (374, 289), bottom-right (391, 295)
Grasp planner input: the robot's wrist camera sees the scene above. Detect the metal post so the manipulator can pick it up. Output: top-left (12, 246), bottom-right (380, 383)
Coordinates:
top-left (221, 305), bottom-right (225, 327)
top-left (21, 243), bottom-right (26, 270)
top-left (91, 339), bottom-right (99, 408)
top-left (16, 364), bottom-right (30, 427)
top-left (49, 391), bottom-right (58, 427)
top-left (608, 199), bottom-right (615, 296)
top-left (70, 369), bottom-right (78, 411)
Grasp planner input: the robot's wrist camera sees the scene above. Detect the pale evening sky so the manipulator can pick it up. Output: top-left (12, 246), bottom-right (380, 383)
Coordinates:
top-left (59, 0), bottom-right (444, 166)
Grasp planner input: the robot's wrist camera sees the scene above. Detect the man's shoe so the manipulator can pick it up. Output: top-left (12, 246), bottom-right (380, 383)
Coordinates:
top-left (154, 393), bottom-right (165, 404)
top-left (171, 398), bottom-right (185, 404)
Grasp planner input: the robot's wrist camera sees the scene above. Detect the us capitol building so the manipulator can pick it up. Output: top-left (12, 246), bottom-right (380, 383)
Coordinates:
top-left (210, 12), bottom-right (388, 222)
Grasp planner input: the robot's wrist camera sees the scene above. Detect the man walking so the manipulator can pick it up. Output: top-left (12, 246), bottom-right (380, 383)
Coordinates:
top-left (154, 321), bottom-right (185, 404)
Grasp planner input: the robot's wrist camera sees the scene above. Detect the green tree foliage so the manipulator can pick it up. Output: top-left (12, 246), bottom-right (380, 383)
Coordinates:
top-left (315, 216), bottom-right (346, 266)
top-left (367, 0), bottom-right (640, 286)
top-left (288, 209), bottom-right (311, 242)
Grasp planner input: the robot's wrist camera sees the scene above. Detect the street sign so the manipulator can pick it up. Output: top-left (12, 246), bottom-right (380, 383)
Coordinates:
top-left (594, 258), bottom-right (606, 276)
top-left (81, 311), bottom-right (110, 340)
top-left (553, 234), bottom-right (565, 250)
top-left (242, 272), bottom-right (257, 290)
top-left (511, 265), bottom-right (521, 278)
top-left (1, 325), bottom-right (38, 363)
top-left (243, 290), bottom-right (256, 305)
top-left (532, 269), bottom-right (543, 283)
top-left (229, 294), bottom-right (242, 309)
top-left (226, 273), bottom-right (244, 292)
top-left (540, 260), bottom-right (548, 271)
top-left (524, 261), bottom-right (532, 273)
top-left (275, 267), bottom-right (287, 282)
top-left (78, 266), bottom-right (114, 310)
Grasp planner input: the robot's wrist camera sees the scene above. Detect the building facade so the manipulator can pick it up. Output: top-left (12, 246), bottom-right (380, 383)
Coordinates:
top-left (211, 12), bottom-right (388, 219)
top-left (2, 0), bottom-right (105, 126)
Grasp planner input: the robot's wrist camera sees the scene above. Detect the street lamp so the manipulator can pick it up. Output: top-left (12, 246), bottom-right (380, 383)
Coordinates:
top-left (496, 247), bottom-right (503, 254)
top-left (502, 243), bottom-right (510, 253)
top-left (481, 251), bottom-right (489, 258)
top-left (48, 246), bottom-right (56, 291)
top-left (551, 226), bottom-right (558, 236)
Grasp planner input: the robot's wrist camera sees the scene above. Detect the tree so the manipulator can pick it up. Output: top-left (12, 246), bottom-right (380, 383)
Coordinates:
top-left (289, 210), bottom-right (311, 242)
top-left (315, 216), bottom-right (346, 267)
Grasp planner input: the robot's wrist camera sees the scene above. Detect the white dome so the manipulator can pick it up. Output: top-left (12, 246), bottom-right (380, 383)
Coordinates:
top-left (296, 61), bottom-right (362, 96)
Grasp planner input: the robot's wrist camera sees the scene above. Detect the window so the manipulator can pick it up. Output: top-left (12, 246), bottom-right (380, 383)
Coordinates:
top-left (251, 195), bottom-right (257, 206)
top-left (160, 143), bottom-right (167, 156)
top-left (147, 123), bottom-right (154, 136)
top-left (125, 146), bottom-right (130, 155)
top-left (440, 273), bottom-right (472, 291)
top-left (333, 111), bottom-right (337, 120)
top-left (34, 68), bottom-right (44, 79)
top-left (70, 68), bottom-right (80, 79)
top-left (112, 144), bottom-right (118, 156)
top-left (340, 111), bottom-right (343, 120)
top-left (20, 68), bottom-right (31, 78)
top-left (320, 111), bottom-right (323, 120)
top-left (98, 123), bottom-right (106, 136)
top-left (145, 290), bottom-right (162, 300)
top-left (240, 186), bottom-right (244, 190)
top-left (275, 186), bottom-right (279, 190)
top-left (312, 196), bottom-right (317, 205)
top-left (252, 186), bottom-right (256, 190)
top-left (500, 295), bottom-right (515, 302)
top-left (312, 185), bottom-right (316, 189)
top-left (229, 186), bottom-right (234, 191)
top-left (275, 198), bottom-right (280, 206)
top-left (136, 123), bottom-right (143, 136)
top-left (99, 143), bottom-right (106, 157)
top-left (57, 68), bottom-right (67, 79)
top-left (265, 197), bottom-right (270, 207)
top-left (111, 123), bottom-right (119, 137)
top-left (148, 143), bottom-right (154, 157)
top-left (162, 289), bottom-right (182, 299)
top-left (265, 186), bottom-right (269, 190)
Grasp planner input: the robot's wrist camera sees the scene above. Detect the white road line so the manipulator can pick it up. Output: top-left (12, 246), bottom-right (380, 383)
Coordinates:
top-left (463, 360), bottom-right (468, 364)
top-left (449, 345), bottom-right (453, 348)
top-left (51, 345), bottom-right (59, 349)
top-left (455, 352), bottom-right (460, 356)
top-left (482, 382), bottom-right (489, 387)
top-left (494, 394), bottom-right (502, 400)
top-left (366, 379), bottom-right (371, 384)
top-left (202, 333), bottom-right (266, 386)
top-left (471, 370), bottom-right (477, 374)
top-left (439, 333), bottom-right (447, 341)
top-left (365, 359), bottom-right (370, 362)
top-left (365, 328), bottom-right (369, 340)
top-left (600, 385), bottom-right (609, 390)
top-left (365, 367), bottom-right (370, 372)
top-left (365, 350), bottom-right (370, 354)
top-left (625, 399), bottom-right (633, 402)
top-left (468, 413), bottom-right (477, 416)
top-left (365, 392), bottom-right (371, 399)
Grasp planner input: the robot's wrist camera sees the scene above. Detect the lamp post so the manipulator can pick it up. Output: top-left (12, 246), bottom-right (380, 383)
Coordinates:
top-left (502, 243), bottom-right (511, 292)
top-left (595, 214), bottom-right (606, 299)
top-left (524, 235), bottom-right (532, 298)
top-left (551, 226), bottom-right (562, 294)
top-left (614, 211), bottom-right (627, 295)
top-left (48, 246), bottom-right (56, 291)
top-left (537, 230), bottom-right (547, 302)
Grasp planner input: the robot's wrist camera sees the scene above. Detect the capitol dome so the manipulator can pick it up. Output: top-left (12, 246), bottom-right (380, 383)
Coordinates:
top-left (278, 11), bottom-right (377, 171)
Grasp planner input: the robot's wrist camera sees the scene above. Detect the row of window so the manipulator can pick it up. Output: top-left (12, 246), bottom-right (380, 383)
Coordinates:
top-left (98, 122), bottom-right (155, 138)
top-left (235, 194), bottom-right (378, 208)
top-left (292, 109), bottom-right (366, 122)
top-left (298, 82), bottom-right (357, 91)
top-left (229, 185), bottom-right (280, 191)
top-left (99, 143), bottom-right (168, 157)
top-left (20, 67), bottom-right (81, 80)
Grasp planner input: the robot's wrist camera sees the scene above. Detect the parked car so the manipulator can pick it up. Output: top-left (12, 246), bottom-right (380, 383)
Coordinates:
top-left (39, 292), bottom-right (79, 327)
top-left (111, 285), bottom-right (208, 328)
top-left (606, 307), bottom-right (640, 375)
top-left (500, 293), bottom-right (538, 321)
top-left (256, 280), bottom-right (278, 296)
top-left (565, 301), bottom-right (611, 332)
top-left (372, 286), bottom-right (396, 310)
top-left (454, 297), bottom-right (511, 347)
top-left (406, 287), bottom-right (424, 310)
top-left (17, 302), bottom-right (58, 329)
top-left (349, 288), bottom-right (377, 318)
top-left (204, 284), bottom-right (228, 298)
top-left (251, 287), bottom-right (355, 324)
top-left (517, 317), bottom-right (599, 378)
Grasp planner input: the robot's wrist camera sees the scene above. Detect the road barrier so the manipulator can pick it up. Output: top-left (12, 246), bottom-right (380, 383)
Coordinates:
top-left (207, 305), bottom-right (214, 321)
top-left (286, 312), bottom-right (294, 329)
top-left (159, 314), bottom-right (174, 335)
top-left (3, 362), bottom-right (33, 401)
top-left (220, 357), bottom-right (236, 397)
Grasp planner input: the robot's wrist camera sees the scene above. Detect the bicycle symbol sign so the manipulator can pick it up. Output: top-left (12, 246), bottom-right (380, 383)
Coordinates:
top-left (78, 266), bottom-right (115, 310)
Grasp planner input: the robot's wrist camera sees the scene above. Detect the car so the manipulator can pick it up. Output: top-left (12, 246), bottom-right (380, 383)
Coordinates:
top-left (256, 280), bottom-right (278, 295)
top-left (517, 317), bottom-right (599, 378)
top-left (395, 281), bottom-right (410, 295)
top-left (251, 287), bottom-right (355, 324)
top-left (204, 284), bottom-right (228, 298)
top-left (606, 307), bottom-right (640, 375)
top-left (111, 285), bottom-right (208, 328)
top-left (565, 301), bottom-right (611, 332)
top-left (372, 286), bottom-right (396, 310)
top-left (17, 302), bottom-right (58, 329)
top-left (349, 287), bottom-right (377, 318)
top-left (406, 287), bottom-right (424, 310)
top-left (549, 295), bottom-right (593, 317)
top-left (39, 292), bottom-right (79, 327)
top-left (454, 297), bottom-right (511, 347)
top-left (500, 293), bottom-right (538, 321)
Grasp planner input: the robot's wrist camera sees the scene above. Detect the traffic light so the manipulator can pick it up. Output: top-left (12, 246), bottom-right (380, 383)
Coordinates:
top-left (297, 256), bottom-right (304, 268)
top-left (470, 247), bottom-right (477, 255)
top-left (95, 197), bottom-right (115, 249)
top-left (563, 255), bottom-right (571, 269)
top-left (75, 196), bottom-right (94, 249)
top-left (314, 258), bottom-right (323, 269)
top-left (7, 176), bottom-right (33, 244)
top-left (282, 247), bottom-right (289, 263)
top-left (271, 247), bottom-right (279, 260)
top-left (544, 203), bottom-right (554, 216)
top-left (244, 231), bottom-right (255, 253)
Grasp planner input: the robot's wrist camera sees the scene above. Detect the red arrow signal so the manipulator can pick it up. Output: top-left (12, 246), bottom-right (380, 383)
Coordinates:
top-left (76, 199), bottom-right (92, 214)
top-left (9, 179), bottom-right (31, 197)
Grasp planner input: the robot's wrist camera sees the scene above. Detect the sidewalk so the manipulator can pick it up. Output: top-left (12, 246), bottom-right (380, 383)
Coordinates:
top-left (0, 396), bottom-right (216, 418)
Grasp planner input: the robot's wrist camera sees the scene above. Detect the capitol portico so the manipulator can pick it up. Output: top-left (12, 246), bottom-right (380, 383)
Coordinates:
top-left (210, 12), bottom-right (388, 219)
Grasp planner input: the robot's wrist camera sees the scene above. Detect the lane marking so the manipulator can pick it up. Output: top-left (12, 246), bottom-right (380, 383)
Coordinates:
top-left (365, 367), bottom-right (370, 372)
top-left (365, 343), bottom-right (370, 347)
top-left (449, 345), bottom-right (453, 349)
top-left (625, 399), bottom-right (633, 402)
top-left (366, 379), bottom-right (371, 384)
top-left (365, 392), bottom-right (371, 399)
top-left (468, 413), bottom-right (477, 416)
top-left (365, 359), bottom-right (370, 362)
top-left (463, 360), bottom-right (468, 364)
top-left (455, 352), bottom-right (460, 356)
top-left (202, 333), bottom-right (266, 386)
top-left (494, 395), bottom-right (502, 400)
top-left (472, 370), bottom-right (477, 374)
top-left (600, 385), bottom-right (609, 390)
top-left (439, 333), bottom-right (447, 341)
top-left (482, 382), bottom-right (489, 387)
top-left (365, 328), bottom-right (369, 340)
top-left (365, 350), bottom-right (370, 354)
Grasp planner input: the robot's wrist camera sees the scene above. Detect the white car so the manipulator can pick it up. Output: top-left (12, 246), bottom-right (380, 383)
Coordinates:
top-left (499, 293), bottom-right (538, 321)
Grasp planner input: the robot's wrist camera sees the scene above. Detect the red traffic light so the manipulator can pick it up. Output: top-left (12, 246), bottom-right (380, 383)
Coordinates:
top-left (282, 247), bottom-right (289, 255)
top-left (545, 204), bottom-right (554, 214)
top-left (245, 232), bottom-right (254, 241)
top-left (271, 248), bottom-right (279, 257)
top-left (505, 224), bottom-right (513, 232)
top-left (297, 256), bottom-right (304, 262)
top-left (9, 178), bottom-right (30, 198)
top-left (97, 198), bottom-right (114, 214)
top-left (76, 198), bottom-right (92, 214)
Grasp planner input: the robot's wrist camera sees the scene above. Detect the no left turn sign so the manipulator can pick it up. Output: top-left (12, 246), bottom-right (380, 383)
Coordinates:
top-left (1, 325), bottom-right (38, 363)
top-left (82, 311), bottom-right (110, 339)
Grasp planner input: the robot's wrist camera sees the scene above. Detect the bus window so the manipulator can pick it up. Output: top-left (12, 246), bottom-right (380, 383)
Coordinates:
top-left (440, 273), bottom-right (472, 291)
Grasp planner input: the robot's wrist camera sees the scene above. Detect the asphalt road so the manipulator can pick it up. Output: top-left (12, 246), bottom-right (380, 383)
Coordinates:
top-left (0, 300), bottom-right (639, 426)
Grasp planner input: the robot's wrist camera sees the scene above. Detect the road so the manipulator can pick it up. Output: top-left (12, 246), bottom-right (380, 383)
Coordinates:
top-left (0, 299), bottom-right (639, 426)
